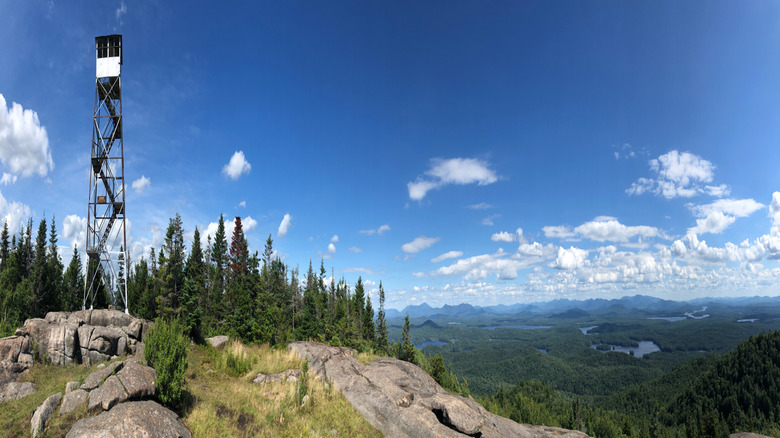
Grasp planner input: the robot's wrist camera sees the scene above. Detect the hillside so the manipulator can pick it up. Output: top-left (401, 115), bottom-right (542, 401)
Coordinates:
top-left (668, 331), bottom-right (780, 436)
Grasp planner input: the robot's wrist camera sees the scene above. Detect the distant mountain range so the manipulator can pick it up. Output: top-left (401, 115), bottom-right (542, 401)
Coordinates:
top-left (385, 294), bottom-right (780, 321)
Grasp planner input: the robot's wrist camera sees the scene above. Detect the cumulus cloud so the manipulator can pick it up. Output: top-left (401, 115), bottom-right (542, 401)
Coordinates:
top-left (491, 228), bottom-right (524, 243)
top-left (330, 234), bottom-right (339, 243)
top-left (431, 249), bottom-right (533, 281)
top-left (401, 235), bottom-right (440, 254)
top-left (0, 94), bottom-right (54, 181)
top-left (222, 150), bottom-right (251, 180)
top-left (349, 246), bottom-right (362, 253)
top-left (687, 198), bottom-right (764, 235)
top-left (408, 158), bottom-right (498, 200)
top-left (328, 243), bottom-right (336, 254)
top-left (242, 216), bottom-right (258, 232)
top-left (543, 225), bottom-right (576, 239)
top-left (627, 150), bottom-right (728, 199)
top-left (573, 217), bottom-right (667, 242)
top-left (132, 175), bottom-right (150, 193)
top-left (238, 200), bottom-right (246, 208)
top-left (360, 224), bottom-right (390, 235)
top-left (431, 250), bottom-right (463, 263)
top-left (277, 213), bottom-right (292, 237)
top-left (63, 214), bottom-right (87, 250)
top-left (551, 246), bottom-right (588, 270)
top-left (466, 203), bottom-right (493, 210)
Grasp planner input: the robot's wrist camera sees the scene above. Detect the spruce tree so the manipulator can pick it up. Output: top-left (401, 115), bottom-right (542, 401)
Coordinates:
top-left (0, 221), bottom-right (9, 272)
top-left (62, 247), bottom-right (84, 311)
top-left (47, 217), bottom-right (64, 310)
top-left (375, 281), bottom-right (388, 353)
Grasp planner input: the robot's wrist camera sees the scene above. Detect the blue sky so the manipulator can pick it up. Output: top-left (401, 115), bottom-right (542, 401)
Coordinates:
top-left (2, 1), bottom-right (780, 309)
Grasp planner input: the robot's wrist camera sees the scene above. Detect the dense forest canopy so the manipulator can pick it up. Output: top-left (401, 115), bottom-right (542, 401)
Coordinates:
top-left (0, 213), bottom-right (390, 354)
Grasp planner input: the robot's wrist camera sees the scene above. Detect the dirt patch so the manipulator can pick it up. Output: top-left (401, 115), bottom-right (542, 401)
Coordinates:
top-left (215, 404), bottom-right (255, 432)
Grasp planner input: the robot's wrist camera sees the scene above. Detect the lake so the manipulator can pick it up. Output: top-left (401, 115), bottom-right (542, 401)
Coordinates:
top-left (589, 340), bottom-right (661, 358)
top-left (480, 324), bottom-right (553, 330)
top-left (417, 340), bottom-right (450, 348)
top-left (579, 325), bottom-right (598, 335)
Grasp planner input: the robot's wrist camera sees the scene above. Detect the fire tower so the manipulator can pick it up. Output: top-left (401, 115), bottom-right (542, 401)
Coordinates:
top-left (85, 35), bottom-right (128, 313)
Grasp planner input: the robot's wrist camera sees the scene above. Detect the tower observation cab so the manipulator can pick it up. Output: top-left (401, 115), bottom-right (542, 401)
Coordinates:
top-left (86, 35), bottom-right (129, 313)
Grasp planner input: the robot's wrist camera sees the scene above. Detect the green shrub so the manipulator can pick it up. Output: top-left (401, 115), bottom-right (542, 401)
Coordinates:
top-left (224, 349), bottom-right (251, 377)
top-left (145, 318), bottom-right (189, 406)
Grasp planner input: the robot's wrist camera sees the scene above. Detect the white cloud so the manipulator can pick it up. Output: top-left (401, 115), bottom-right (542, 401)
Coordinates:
top-left (131, 175), bottom-right (150, 193)
top-left (328, 243), bottom-right (336, 254)
top-left (1, 173), bottom-right (16, 185)
top-left (688, 211), bottom-right (736, 235)
top-left (401, 235), bottom-right (440, 253)
top-left (0, 94), bottom-right (54, 180)
top-left (242, 216), bottom-right (258, 232)
top-left (431, 250), bottom-right (463, 263)
top-left (491, 228), bottom-right (524, 243)
top-left (687, 198), bottom-right (764, 235)
top-left (238, 200), bottom-right (246, 208)
top-left (627, 150), bottom-right (728, 199)
top-left (573, 217), bottom-right (666, 242)
top-left (222, 150), bottom-right (251, 180)
top-left (349, 246), bottom-right (362, 253)
top-left (63, 214), bottom-right (87, 250)
top-left (543, 225), bottom-right (576, 239)
top-left (115, 1), bottom-right (126, 23)
top-left (408, 158), bottom-right (498, 200)
top-left (360, 224), bottom-right (390, 235)
top-left (277, 213), bottom-right (292, 237)
top-left (412, 272), bottom-right (425, 278)
top-left (467, 203), bottom-right (493, 210)
top-left (432, 249), bottom-right (534, 281)
top-left (330, 234), bottom-right (339, 243)
top-left (481, 214), bottom-right (499, 226)
top-left (551, 246), bottom-right (588, 270)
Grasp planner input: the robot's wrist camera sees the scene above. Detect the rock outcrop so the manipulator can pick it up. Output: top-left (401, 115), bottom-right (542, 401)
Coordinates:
top-left (31, 392), bottom-right (62, 438)
top-left (0, 380), bottom-right (35, 403)
top-left (290, 341), bottom-right (590, 438)
top-left (22, 309), bottom-right (148, 366)
top-left (0, 332), bottom-right (34, 385)
top-left (67, 400), bottom-right (191, 438)
top-left (206, 335), bottom-right (229, 349)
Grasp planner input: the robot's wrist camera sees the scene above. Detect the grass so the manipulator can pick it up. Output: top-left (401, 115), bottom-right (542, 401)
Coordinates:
top-left (0, 357), bottom-right (123, 437)
top-left (0, 341), bottom-right (381, 437)
top-left (182, 341), bottom-right (382, 437)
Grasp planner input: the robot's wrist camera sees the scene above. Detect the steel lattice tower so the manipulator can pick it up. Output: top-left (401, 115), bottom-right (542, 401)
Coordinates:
top-left (85, 35), bottom-right (128, 313)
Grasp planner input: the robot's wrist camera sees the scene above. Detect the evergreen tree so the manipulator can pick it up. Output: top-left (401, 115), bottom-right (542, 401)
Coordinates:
top-left (32, 217), bottom-right (51, 315)
top-left (400, 314), bottom-right (416, 363)
top-left (159, 214), bottom-right (185, 317)
top-left (62, 247), bottom-right (84, 311)
top-left (47, 217), bottom-right (64, 310)
top-left (362, 288), bottom-right (374, 344)
top-left (375, 281), bottom-right (389, 353)
top-left (228, 217), bottom-right (249, 284)
top-left (127, 257), bottom-right (147, 316)
top-left (0, 221), bottom-right (9, 272)
top-left (209, 214), bottom-right (227, 331)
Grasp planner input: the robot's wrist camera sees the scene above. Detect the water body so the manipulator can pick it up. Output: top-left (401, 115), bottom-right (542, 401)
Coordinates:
top-left (590, 341), bottom-right (661, 358)
top-left (417, 340), bottom-right (449, 348)
top-left (738, 319), bottom-right (758, 323)
top-left (480, 324), bottom-right (553, 330)
top-left (536, 348), bottom-right (548, 354)
top-left (579, 325), bottom-right (598, 335)
top-left (647, 316), bottom-right (687, 322)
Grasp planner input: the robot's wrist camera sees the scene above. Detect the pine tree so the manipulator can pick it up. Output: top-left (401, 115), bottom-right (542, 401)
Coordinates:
top-left (375, 281), bottom-right (388, 353)
top-left (362, 288), bottom-right (374, 344)
top-left (160, 214), bottom-right (185, 316)
top-left (62, 247), bottom-right (84, 311)
top-left (47, 217), bottom-right (64, 310)
top-left (400, 314), bottom-right (416, 363)
top-left (210, 214), bottom-right (227, 330)
top-left (32, 218), bottom-right (50, 315)
top-left (0, 221), bottom-right (9, 272)
top-left (228, 217), bottom-right (248, 284)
